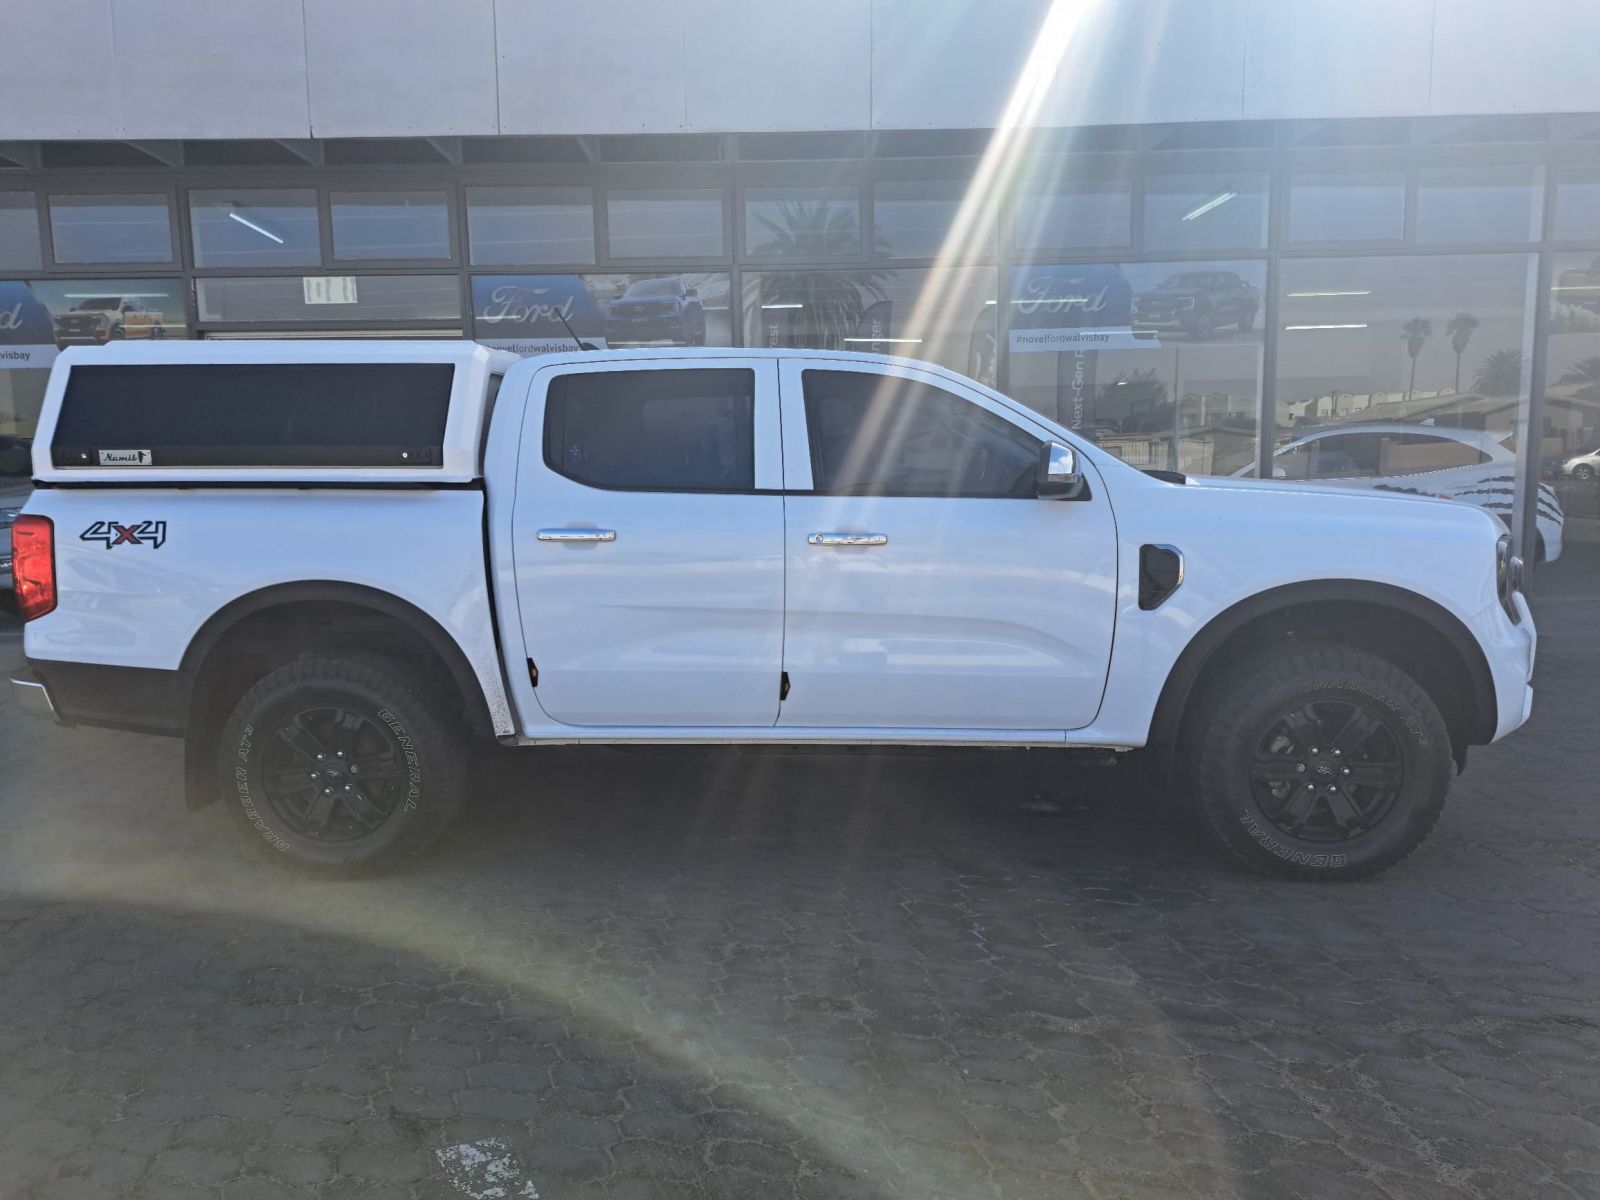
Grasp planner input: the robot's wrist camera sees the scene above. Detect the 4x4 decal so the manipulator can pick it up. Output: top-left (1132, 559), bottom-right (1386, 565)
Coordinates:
top-left (80, 519), bottom-right (167, 549)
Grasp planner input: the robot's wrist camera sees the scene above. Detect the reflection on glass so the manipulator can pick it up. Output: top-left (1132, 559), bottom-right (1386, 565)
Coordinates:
top-left (1005, 260), bottom-right (1265, 476)
top-left (606, 189), bottom-right (724, 259)
top-left (1288, 172), bottom-right (1405, 244)
top-left (1415, 165), bottom-right (1541, 245)
top-left (471, 273), bottom-right (733, 356)
top-left (466, 186), bottom-right (595, 266)
top-left (742, 267), bottom-right (998, 387)
top-left (196, 275), bottom-right (462, 323)
top-left (1545, 252), bottom-right (1600, 530)
top-left (0, 194), bottom-right (42, 270)
top-left (1554, 168), bottom-right (1600, 243)
top-left (49, 194), bottom-right (173, 264)
top-left (330, 191), bottom-right (451, 261)
top-left (745, 187), bottom-right (862, 258)
top-left (874, 179), bottom-right (985, 259)
top-left (1143, 173), bottom-right (1268, 251)
top-left (1013, 179), bottom-right (1133, 252)
top-left (1271, 254), bottom-right (1557, 559)
top-left (190, 189), bottom-right (320, 268)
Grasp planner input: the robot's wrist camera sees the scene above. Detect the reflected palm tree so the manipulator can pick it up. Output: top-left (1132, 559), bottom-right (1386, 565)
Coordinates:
top-left (1400, 318), bottom-right (1432, 402)
top-left (1445, 312), bottom-right (1479, 395)
top-left (1471, 348), bottom-right (1524, 397)
top-left (1558, 356), bottom-right (1600, 390)
top-left (754, 203), bottom-right (889, 350)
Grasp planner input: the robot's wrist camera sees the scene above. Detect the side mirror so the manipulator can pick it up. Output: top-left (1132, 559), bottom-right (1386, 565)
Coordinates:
top-left (1037, 441), bottom-right (1088, 500)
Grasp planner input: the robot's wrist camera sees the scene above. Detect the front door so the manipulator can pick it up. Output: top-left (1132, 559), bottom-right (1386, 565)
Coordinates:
top-left (511, 358), bottom-right (785, 726)
top-left (776, 360), bottom-right (1118, 731)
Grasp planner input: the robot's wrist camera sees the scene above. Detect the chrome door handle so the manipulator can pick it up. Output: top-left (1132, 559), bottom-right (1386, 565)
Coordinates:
top-left (537, 528), bottom-right (616, 543)
top-left (808, 531), bottom-right (888, 547)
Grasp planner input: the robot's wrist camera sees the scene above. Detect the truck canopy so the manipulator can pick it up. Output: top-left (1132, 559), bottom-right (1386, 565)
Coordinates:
top-left (30, 340), bottom-right (518, 486)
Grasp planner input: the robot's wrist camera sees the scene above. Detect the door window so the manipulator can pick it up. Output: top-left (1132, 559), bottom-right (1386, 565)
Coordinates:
top-left (1375, 431), bottom-right (1491, 474)
top-left (1278, 432), bottom-right (1380, 479)
top-left (544, 368), bottom-right (754, 491)
top-left (802, 369), bottom-right (1040, 497)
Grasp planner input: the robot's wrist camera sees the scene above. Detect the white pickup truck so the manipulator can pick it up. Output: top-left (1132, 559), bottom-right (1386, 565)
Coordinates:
top-left (8, 341), bottom-right (1536, 880)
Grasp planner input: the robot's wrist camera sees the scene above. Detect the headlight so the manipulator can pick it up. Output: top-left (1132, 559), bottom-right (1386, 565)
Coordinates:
top-left (1178, 297), bottom-right (1196, 309)
top-left (1496, 533), bottom-right (1523, 624)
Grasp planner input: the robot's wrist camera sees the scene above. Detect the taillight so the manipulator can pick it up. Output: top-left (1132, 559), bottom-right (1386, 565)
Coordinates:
top-left (11, 514), bottom-right (56, 621)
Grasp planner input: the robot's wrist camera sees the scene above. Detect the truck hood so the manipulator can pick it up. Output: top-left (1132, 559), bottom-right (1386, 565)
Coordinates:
top-left (1183, 473), bottom-right (1467, 511)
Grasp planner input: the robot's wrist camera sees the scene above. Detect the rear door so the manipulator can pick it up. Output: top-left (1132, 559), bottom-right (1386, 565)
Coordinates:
top-left (776, 360), bottom-right (1118, 731)
top-left (510, 358), bottom-right (785, 727)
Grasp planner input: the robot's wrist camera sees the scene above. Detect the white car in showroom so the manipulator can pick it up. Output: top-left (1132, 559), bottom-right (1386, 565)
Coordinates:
top-left (1236, 422), bottom-right (1564, 563)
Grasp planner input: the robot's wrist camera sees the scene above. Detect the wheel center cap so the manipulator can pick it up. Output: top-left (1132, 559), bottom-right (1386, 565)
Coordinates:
top-left (1310, 758), bottom-right (1338, 782)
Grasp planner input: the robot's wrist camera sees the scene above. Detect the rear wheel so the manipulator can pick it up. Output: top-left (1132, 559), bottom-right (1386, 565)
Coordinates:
top-left (1191, 643), bottom-right (1452, 881)
top-left (218, 653), bottom-right (465, 875)
top-left (1574, 463), bottom-right (1596, 481)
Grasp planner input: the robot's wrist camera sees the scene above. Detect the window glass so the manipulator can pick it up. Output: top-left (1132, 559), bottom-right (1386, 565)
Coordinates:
top-left (1143, 172), bottom-right (1268, 251)
top-left (745, 187), bottom-right (862, 258)
top-left (190, 189), bottom-right (321, 268)
top-left (1546, 252), bottom-right (1600, 522)
top-left (473, 272), bottom-right (733, 357)
top-left (1013, 178), bottom-right (1133, 253)
top-left (1274, 254), bottom-right (1533, 501)
top-left (874, 178), bottom-right (987, 258)
top-left (51, 363), bottom-right (454, 469)
top-left (49, 194), bottom-right (173, 264)
top-left (1553, 168), bottom-right (1600, 243)
top-left (1416, 165), bottom-right (1542, 245)
top-left (195, 275), bottom-right (461, 324)
top-left (0, 369), bottom-right (48, 508)
top-left (1006, 260), bottom-right (1265, 476)
top-left (466, 186), bottom-right (595, 266)
top-left (802, 369), bottom-right (1039, 498)
top-left (1288, 172), bottom-right (1406, 244)
top-left (743, 267), bottom-right (999, 387)
top-left (605, 189), bottom-right (724, 258)
top-left (0, 194), bottom-right (42, 270)
top-left (330, 191), bottom-right (451, 261)
top-left (544, 368), bottom-right (754, 491)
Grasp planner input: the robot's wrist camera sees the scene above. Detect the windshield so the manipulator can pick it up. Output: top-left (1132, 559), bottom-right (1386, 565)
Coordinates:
top-left (624, 278), bottom-right (681, 298)
top-left (1158, 273), bottom-right (1212, 290)
top-left (72, 298), bottom-right (121, 311)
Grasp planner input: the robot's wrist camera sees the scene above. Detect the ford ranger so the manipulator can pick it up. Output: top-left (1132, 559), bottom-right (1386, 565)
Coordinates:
top-left (7, 340), bottom-right (1536, 880)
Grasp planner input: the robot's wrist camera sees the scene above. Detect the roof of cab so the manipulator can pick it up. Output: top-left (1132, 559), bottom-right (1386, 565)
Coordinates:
top-left (50, 338), bottom-right (520, 373)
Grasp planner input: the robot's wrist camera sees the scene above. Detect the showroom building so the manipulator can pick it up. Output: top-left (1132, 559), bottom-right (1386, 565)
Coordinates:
top-left (2, 0), bottom-right (1598, 569)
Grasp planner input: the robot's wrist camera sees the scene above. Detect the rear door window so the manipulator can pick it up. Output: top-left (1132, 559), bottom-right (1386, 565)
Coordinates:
top-left (543, 367), bottom-right (755, 491)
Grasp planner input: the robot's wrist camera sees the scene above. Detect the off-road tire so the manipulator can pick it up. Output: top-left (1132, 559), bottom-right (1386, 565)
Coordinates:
top-left (218, 652), bottom-right (466, 875)
top-left (1191, 642), bottom-right (1452, 881)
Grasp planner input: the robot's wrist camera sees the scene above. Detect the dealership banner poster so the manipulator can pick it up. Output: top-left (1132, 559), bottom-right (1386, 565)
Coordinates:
top-left (0, 280), bottom-right (186, 369)
top-left (1008, 265), bottom-right (1143, 354)
top-left (473, 273), bottom-right (731, 358)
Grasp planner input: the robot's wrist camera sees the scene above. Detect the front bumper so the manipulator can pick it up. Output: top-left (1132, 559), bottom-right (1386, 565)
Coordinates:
top-left (9, 669), bottom-right (60, 723)
top-left (1471, 591), bottom-right (1537, 742)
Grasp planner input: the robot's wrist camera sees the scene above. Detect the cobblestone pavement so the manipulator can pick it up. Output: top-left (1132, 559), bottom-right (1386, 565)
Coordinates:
top-left (1, 550), bottom-right (1598, 1200)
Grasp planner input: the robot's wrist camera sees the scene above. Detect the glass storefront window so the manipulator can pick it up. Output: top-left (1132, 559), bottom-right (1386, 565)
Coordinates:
top-left (1005, 260), bottom-right (1265, 476)
top-left (1143, 172), bottom-right (1269, 252)
top-left (873, 178), bottom-right (989, 259)
top-left (466, 186), bottom-right (595, 266)
top-left (49, 194), bottom-right (173, 264)
top-left (1545, 252), bottom-right (1600, 526)
top-left (472, 272), bottom-right (732, 356)
top-left (190, 189), bottom-right (321, 268)
top-left (1416, 165), bottom-right (1542, 245)
top-left (1554, 167), bottom-right (1600, 243)
top-left (1014, 178), bottom-right (1133, 253)
top-left (744, 187), bottom-right (862, 258)
top-left (1271, 254), bottom-right (1540, 550)
top-left (0, 194), bottom-right (42, 271)
top-left (743, 267), bottom-right (999, 387)
top-left (330, 191), bottom-right (451, 262)
top-left (605, 189), bottom-right (724, 259)
top-left (1288, 172), bottom-right (1406, 244)
top-left (195, 275), bottom-right (462, 324)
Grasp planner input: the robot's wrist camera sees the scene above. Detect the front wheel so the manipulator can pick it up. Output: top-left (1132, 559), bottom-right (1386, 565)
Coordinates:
top-left (1191, 643), bottom-right (1452, 881)
top-left (1574, 464), bottom-right (1596, 481)
top-left (218, 653), bottom-right (466, 875)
